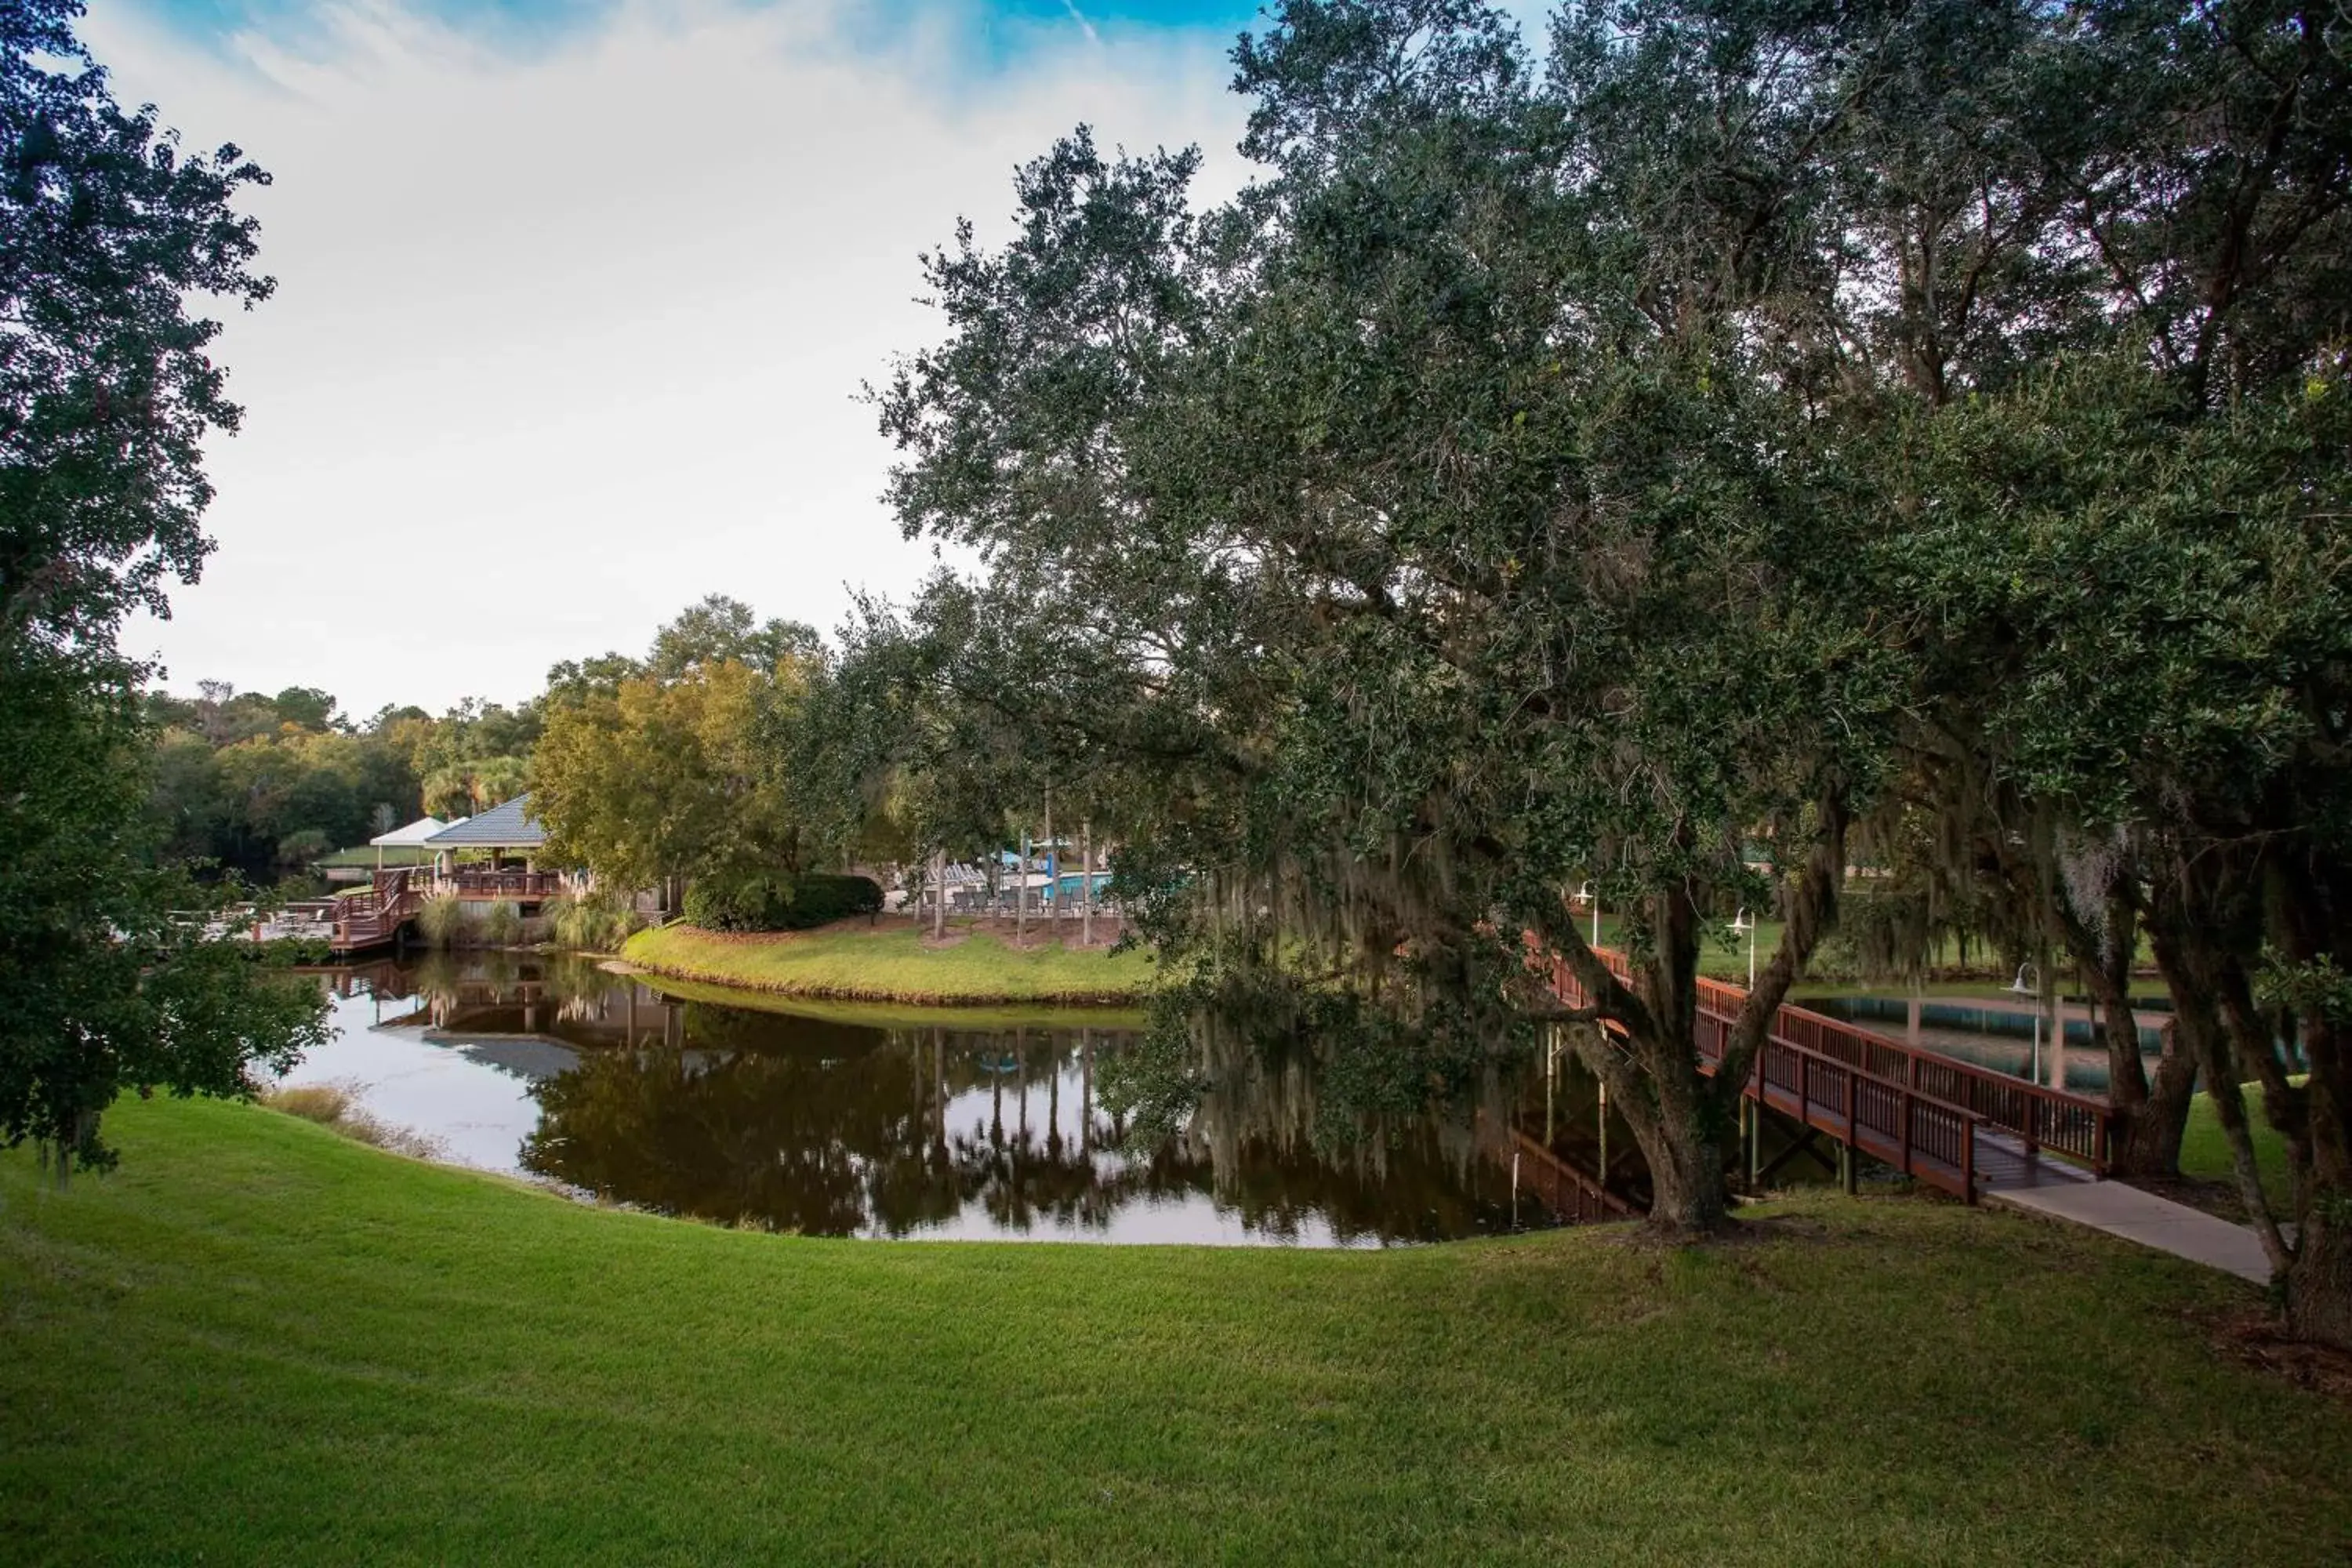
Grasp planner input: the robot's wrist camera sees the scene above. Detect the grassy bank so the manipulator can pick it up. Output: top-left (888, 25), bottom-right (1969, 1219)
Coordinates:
top-left (621, 919), bottom-right (1158, 1005)
top-left (6, 1098), bottom-right (2351, 1563)
top-left (628, 968), bottom-right (1148, 1032)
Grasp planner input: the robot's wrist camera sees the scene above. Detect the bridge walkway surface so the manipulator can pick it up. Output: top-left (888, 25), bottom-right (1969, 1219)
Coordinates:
top-left (1548, 949), bottom-right (2270, 1280)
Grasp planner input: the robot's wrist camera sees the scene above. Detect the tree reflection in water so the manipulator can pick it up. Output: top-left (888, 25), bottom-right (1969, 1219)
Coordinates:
top-left (337, 956), bottom-right (1566, 1243)
top-left (513, 993), bottom-right (1555, 1245)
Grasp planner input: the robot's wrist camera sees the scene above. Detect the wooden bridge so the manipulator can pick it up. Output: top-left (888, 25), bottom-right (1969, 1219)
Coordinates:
top-left (328, 867), bottom-right (569, 953)
top-left (1549, 951), bottom-right (2119, 1205)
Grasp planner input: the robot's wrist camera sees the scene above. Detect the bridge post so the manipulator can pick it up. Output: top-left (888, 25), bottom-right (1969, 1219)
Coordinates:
top-left (1544, 1027), bottom-right (1555, 1147)
top-left (1596, 1078), bottom-right (1609, 1185)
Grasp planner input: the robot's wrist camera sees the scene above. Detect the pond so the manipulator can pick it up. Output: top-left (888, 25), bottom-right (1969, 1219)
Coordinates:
top-left (281, 954), bottom-right (1584, 1247)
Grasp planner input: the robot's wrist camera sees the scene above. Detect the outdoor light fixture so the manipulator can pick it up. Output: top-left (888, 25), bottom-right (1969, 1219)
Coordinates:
top-left (1729, 907), bottom-right (1757, 991)
top-left (2009, 963), bottom-right (2050, 1086)
top-left (1573, 880), bottom-right (1600, 947)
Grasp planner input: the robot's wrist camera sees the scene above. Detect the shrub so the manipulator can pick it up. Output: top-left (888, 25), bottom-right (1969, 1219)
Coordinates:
top-left (416, 891), bottom-right (465, 948)
top-left (263, 1083), bottom-right (350, 1123)
top-left (259, 1082), bottom-right (441, 1159)
top-left (683, 873), bottom-right (884, 933)
top-left (241, 936), bottom-right (332, 966)
top-left (481, 900), bottom-right (520, 947)
top-left (274, 827), bottom-right (333, 873)
top-left (545, 892), bottom-right (643, 953)
top-left (543, 892), bottom-right (582, 947)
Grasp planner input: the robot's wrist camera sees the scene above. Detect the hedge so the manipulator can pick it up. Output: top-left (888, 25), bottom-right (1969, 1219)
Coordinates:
top-left (682, 873), bottom-right (884, 933)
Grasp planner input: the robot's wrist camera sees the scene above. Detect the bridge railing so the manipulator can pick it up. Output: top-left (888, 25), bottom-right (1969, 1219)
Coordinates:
top-left (1480, 1113), bottom-right (1636, 1224)
top-left (1729, 1016), bottom-right (1980, 1196)
top-left (442, 869), bottom-right (565, 901)
top-left (1559, 948), bottom-right (2114, 1172)
top-left (332, 867), bottom-right (419, 949)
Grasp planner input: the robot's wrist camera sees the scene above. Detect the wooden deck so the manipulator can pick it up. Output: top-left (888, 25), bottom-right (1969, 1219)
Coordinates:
top-left (328, 868), bottom-right (569, 953)
top-left (1550, 950), bottom-right (2119, 1205)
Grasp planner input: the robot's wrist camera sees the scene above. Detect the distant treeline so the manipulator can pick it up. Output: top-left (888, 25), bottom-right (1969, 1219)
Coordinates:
top-left (143, 681), bottom-right (539, 885)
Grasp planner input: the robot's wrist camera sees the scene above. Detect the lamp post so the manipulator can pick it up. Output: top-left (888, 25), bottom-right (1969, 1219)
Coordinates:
top-left (1730, 907), bottom-right (1757, 993)
top-left (1574, 880), bottom-right (1600, 949)
top-left (2009, 962), bottom-right (2042, 1083)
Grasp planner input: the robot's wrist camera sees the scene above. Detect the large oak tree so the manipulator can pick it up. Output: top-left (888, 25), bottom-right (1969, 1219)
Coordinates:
top-left (1, 0), bottom-right (327, 1172)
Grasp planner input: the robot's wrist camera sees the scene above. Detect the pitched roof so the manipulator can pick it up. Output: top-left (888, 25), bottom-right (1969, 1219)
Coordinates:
top-left (369, 815), bottom-right (452, 848)
top-left (312, 845), bottom-right (434, 869)
top-left (424, 794), bottom-right (546, 849)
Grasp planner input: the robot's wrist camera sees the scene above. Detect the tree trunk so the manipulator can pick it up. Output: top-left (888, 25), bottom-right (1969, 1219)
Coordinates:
top-left (2061, 874), bottom-right (2193, 1178)
top-left (1558, 889), bottom-right (1737, 1234)
top-left (2288, 1206), bottom-right (2352, 1348)
top-left (2112, 1024), bottom-right (2198, 1177)
top-left (1643, 1116), bottom-right (1730, 1232)
top-left (2086, 936), bottom-right (2194, 1178)
top-left (2285, 1003), bottom-right (2352, 1347)
top-left (1544, 800), bottom-right (1849, 1237)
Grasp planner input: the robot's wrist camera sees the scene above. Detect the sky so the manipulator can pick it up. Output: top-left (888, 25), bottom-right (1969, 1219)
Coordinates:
top-left (90, 0), bottom-right (1267, 717)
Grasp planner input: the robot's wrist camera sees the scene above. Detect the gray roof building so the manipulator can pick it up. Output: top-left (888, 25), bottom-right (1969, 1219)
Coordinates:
top-left (423, 794), bottom-right (547, 851)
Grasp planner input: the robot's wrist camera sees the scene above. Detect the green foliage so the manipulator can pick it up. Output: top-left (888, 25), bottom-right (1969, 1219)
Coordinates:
top-left (0, 1), bottom-right (274, 644)
top-left (415, 892), bottom-right (465, 949)
top-left (240, 936), bottom-right (333, 967)
top-left (543, 891), bottom-right (643, 953)
top-left (872, 0), bottom-right (2352, 1250)
top-left (535, 599), bottom-right (840, 898)
top-left (136, 675), bottom-right (558, 882)
top-left (682, 873), bottom-right (883, 933)
top-left (272, 826), bottom-right (332, 872)
top-left (0, 3), bottom-right (329, 1172)
top-left (544, 594), bottom-right (821, 703)
top-left (0, 650), bottom-right (334, 1171)
top-left (419, 751), bottom-right (529, 822)
top-left (877, 14), bottom-right (1906, 1222)
top-left (480, 900), bottom-right (520, 948)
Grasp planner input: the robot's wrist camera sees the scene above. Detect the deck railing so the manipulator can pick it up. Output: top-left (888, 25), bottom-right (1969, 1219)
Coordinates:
top-left (443, 869), bottom-right (564, 901)
top-left (332, 867), bottom-right (419, 950)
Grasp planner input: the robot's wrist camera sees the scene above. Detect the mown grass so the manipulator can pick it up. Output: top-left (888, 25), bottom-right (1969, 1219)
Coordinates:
top-left (622, 919), bottom-right (1159, 1004)
top-left (630, 968), bottom-right (1147, 1032)
top-left (2180, 1081), bottom-right (2297, 1210)
top-left (5, 1096), bottom-right (2351, 1564)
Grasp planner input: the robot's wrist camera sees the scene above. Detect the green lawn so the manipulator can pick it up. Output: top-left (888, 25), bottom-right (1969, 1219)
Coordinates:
top-left (5, 1098), bottom-right (2350, 1563)
top-left (630, 968), bottom-right (1147, 1032)
top-left (2180, 1082), bottom-right (2298, 1210)
top-left (622, 919), bottom-right (1159, 1005)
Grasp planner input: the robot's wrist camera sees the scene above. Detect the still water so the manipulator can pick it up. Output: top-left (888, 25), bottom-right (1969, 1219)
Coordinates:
top-left (283, 954), bottom-right (1566, 1247)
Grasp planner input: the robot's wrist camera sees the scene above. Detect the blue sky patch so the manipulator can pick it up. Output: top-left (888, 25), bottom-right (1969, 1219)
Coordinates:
top-left (126, 0), bottom-right (1265, 67)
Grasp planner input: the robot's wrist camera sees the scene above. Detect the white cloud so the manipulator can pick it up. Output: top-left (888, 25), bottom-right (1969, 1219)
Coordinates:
top-left (89, 0), bottom-right (1247, 714)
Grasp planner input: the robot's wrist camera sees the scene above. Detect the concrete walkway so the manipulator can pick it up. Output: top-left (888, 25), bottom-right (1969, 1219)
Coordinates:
top-left (1990, 1178), bottom-right (2272, 1283)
